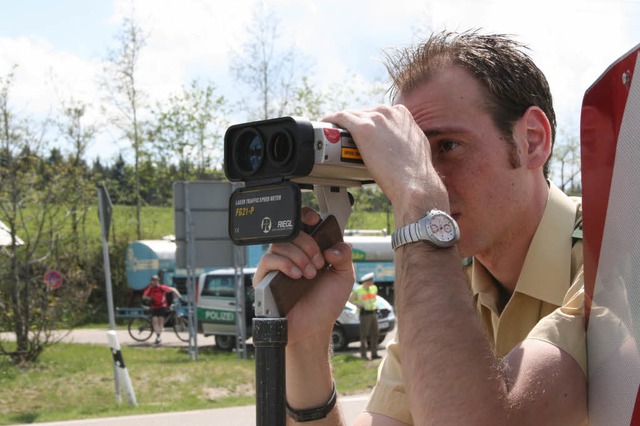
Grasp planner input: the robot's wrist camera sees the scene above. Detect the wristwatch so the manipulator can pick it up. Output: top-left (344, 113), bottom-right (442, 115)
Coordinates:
top-left (391, 209), bottom-right (460, 250)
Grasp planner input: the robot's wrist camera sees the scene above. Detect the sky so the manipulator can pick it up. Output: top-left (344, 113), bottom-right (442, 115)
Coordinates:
top-left (1, 0), bottom-right (639, 162)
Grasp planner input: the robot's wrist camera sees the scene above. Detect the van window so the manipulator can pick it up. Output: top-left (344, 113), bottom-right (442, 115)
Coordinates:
top-left (202, 275), bottom-right (235, 298)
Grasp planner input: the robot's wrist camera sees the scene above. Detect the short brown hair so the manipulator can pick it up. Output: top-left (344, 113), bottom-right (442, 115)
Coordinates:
top-left (384, 30), bottom-right (556, 177)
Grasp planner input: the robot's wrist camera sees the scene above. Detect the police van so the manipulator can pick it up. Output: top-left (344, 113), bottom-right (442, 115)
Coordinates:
top-left (196, 267), bottom-right (396, 351)
top-left (196, 268), bottom-right (255, 351)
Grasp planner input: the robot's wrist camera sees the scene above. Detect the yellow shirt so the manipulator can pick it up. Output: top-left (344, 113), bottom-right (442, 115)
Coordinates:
top-left (365, 183), bottom-right (586, 424)
top-left (351, 284), bottom-right (379, 312)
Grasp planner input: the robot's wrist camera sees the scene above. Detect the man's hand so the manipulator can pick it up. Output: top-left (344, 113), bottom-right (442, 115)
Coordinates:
top-left (253, 207), bottom-right (355, 347)
top-left (323, 105), bottom-right (450, 226)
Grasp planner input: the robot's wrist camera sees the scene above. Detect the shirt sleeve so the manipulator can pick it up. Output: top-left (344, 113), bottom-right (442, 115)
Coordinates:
top-left (526, 267), bottom-right (587, 375)
top-left (364, 337), bottom-right (414, 424)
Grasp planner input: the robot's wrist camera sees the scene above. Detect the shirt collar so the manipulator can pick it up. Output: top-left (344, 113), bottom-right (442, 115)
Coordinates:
top-left (471, 182), bottom-right (580, 306)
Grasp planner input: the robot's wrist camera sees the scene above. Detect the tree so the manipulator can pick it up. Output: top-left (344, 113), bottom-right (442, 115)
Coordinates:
top-left (56, 100), bottom-right (98, 261)
top-left (101, 12), bottom-right (149, 239)
top-left (149, 79), bottom-right (229, 179)
top-left (229, 0), bottom-right (310, 120)
top-left (0, 68), bottom-right (92, 366)
top-left (107, 154), bottom-right (135, 205)
top-left (289, 76), bottom-right (327, 120)
top-left (551, 126), bottom-right (582, 196)
top-left (325, 71), bottom-right (389, 112)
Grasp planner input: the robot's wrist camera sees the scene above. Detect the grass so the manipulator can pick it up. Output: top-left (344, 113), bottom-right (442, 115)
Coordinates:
top-left (15, 193), bottom-right (392, 256)
top-left (0, 339), bottom-right (380, 424)
top-left (89, 204), bottom-right (178, 242)
top-left (0, 203), bottom-right (390, 423)
top-left (82, 204), bottom-right (393, 243)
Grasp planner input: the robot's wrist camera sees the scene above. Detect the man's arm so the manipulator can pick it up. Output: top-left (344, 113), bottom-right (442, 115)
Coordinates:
top-left (350, 337), bottom-right (586, 426)
top-left (348, 291), bottom-right (361, 308)
top-left (285, 337), bottom-right (346, 425)
top-left (392, 244), bottom-right (586, 425)
top-left (502, 339), bottom-right (587, 423)
top-left (351, 244), bottom-right (586, 426)
top-left (253, 208), bottom-right (355, 425)
top-left (322, 105), bottom-right (586, 425)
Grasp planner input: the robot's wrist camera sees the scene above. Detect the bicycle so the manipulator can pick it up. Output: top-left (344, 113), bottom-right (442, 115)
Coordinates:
top-left (126, 299), bottom-right (190, 343)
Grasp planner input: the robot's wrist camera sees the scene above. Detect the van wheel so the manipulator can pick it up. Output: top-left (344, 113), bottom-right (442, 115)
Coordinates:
top-left (215, 335), bottom-right (236, 351)
top-left (331, 326), bottom-right (347, 352)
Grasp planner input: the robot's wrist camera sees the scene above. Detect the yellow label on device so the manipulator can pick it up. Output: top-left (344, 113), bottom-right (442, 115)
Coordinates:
top-left (341, 147), bottom-right (362, 161)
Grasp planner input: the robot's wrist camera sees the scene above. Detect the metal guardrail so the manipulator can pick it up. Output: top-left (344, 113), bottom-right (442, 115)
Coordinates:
top-left (115, 307), bottom-right (149, 319)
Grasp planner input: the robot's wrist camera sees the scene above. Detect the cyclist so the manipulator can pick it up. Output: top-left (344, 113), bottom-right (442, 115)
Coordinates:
top-left (142, 275), bottom-right (182, 345)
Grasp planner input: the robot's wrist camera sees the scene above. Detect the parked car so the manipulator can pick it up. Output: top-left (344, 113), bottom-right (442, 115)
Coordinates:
top-left (196, 268), bottom-right (396, 352)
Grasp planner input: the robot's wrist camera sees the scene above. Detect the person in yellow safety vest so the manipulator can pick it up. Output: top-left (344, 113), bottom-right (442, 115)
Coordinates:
top-left (349, 272), bottom-right (381, 360)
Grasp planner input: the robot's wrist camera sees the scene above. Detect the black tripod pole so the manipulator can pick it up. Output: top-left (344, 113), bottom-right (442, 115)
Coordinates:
top-left (253, 317), bottom-right (288, 426)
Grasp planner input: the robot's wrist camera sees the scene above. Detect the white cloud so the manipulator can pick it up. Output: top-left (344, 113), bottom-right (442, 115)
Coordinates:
top-left (1, 0), bottom-right (639, 160)
top-left (425, 0), bottom-right (639, 132)
top-left (0, 37), bottom-right (102, 119)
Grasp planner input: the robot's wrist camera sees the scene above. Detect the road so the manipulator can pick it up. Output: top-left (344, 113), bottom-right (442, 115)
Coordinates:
top-left (19, 327), bottom-right (393, 355)
top-left (30, 393), bottom-right (371, 426)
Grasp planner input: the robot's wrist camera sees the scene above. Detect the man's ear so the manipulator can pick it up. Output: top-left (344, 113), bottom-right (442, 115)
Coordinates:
top-left (521, 106), bottom-right (552, 170)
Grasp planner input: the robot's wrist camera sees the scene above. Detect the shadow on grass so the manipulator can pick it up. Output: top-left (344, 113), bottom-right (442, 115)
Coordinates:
top-left (9, 412), bottom-right (39, 424)
top-left (189, 345), bottom-right (256, 357)
top-left (333, 353), bottom-right (368, 363)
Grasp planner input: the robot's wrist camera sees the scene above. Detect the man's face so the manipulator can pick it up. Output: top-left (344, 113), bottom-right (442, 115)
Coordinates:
top-left (151, 279), bottom-right (159, 286)
top-left (397, 66), bottom-right (537, 259)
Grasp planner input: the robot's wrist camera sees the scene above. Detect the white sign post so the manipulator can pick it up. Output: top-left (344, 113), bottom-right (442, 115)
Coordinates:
top-left (98, 184), bottom-right (137, 406)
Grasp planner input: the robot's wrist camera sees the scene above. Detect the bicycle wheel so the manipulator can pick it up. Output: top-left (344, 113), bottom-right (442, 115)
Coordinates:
top-left (128, 317), bottom-right (153, 342)
top-left (173, 315), bottom-right (190, 342)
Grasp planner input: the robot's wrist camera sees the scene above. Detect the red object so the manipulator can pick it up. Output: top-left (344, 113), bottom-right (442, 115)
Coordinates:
top-left (580, 46), bottom-right (638, 319)
top-left (633, 387), bottom-right (640, 426)
top-left (43, 270), bottom-right (63, 290)
top-left (323, 128), bottom-right (341, 143)
top-left (581, 44), bottom-right (640, 426)
top-left (142, 284), bottom-right (173, 309)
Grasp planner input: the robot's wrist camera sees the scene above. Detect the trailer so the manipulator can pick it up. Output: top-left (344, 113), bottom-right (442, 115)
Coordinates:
top-left (345, 233), bottom-right (395, 303)
top-left (125, 238), bottom-right (177, 290)
top-left (124, 232), bottom-right (396, 305)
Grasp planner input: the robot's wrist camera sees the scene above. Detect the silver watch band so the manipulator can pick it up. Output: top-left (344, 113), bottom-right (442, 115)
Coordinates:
top-left (391, 209), bottom-right (459, 250)
top-left (391, 221), bottom-right (421, 250)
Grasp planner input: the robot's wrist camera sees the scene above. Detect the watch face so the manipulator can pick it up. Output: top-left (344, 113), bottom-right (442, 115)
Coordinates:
top-left (428, 212), bottom-right (458, 246)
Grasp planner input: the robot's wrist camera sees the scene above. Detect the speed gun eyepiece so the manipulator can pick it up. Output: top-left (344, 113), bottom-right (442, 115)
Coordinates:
top-left (224, 116), bottom-right (374, 245)
top-left (224, 116), bottom-right (372, 187)
top-left (225, 117), bottom-right (314, 182)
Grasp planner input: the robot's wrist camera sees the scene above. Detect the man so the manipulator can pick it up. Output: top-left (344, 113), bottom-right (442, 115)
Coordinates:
top-left (254, 30), bottom-right (587, 425)
top-left (349, 272), bottom-right (380, 360)
top-left (142, 275), bottom-right (182, 345)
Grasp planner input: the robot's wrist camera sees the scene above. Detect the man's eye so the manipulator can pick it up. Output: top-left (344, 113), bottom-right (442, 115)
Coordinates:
top-left (439, 140), bottom-right (459, 153)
